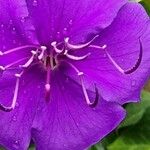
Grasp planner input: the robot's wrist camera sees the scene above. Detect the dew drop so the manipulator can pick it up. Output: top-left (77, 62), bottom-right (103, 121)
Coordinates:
top-left (13, 140), bottom-right (20, 148)
top-left (16, 102), bottom-right (19, 107)
top-left (69, 19), bottom-right (73, 25)
top-left (1, 24), bottom-right (4, 28)
top-left (131, 80), bottom-right (136, 87)
top-left (15, 140), bottom-right (19, 144)
top-left (56, 31), bottom-right (60, 39)
top-left (12, 116), bottom-right (17, 121)
top-left (13, 40), bottom-right (16, 44)
top-left (12, 27), bottom-right (16, 34)
top-left (33, 0), bottom-right (38, 6)
top-left (9, 20), bottom-right (13, 25)
top-left (63, 28), bottom-right (68, 35)
top-left (2, 45), bottom-right (6, 50)
top-left (64, 28), bottom-right (67, 31)
top-left (23, 90), bottom-right (27, 94)
top-left (103, 54), bottom-right (107, 58)
top-left (20, 17), bottom-right (25, 23)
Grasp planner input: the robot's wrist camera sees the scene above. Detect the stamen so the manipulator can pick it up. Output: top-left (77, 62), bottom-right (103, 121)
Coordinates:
top-left (90, 44), bottom-right (107, 49)
top-left (64, 35), bottom-right (99, 50)
top-left (45, 59), bottom-right (51, 101)
top-left (5, 57), bottom-right (29, 69)
top-left (64, 61), bottom-right (99, 107)
top-left (90, 40), bottom-right (142, 75)
top-left (64, 50), bottom-right (91, 61)
top-left (0, 45), bottom-right (40, 56)
top-left (0, 73), bottom-right (21, 112)
top-left (20, 51), bottom-right (37, 68)
top-left (0, 51), bottom-right (3, 56)
top-left (0, 66), bottom-right (5, 71)
top-left (38, 46), bottom-right (47, 60)
top-left (51, 41), bottom-right (64, 54)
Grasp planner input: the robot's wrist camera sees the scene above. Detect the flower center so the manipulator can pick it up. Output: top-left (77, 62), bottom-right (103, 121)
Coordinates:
top-left (0, 35), bottom-right (143, 112)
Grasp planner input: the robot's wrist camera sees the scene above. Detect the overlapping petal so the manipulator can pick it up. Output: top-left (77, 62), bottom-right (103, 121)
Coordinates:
top-left (0, 66), bottom-right (44, 150)
top-left (31, 69), bottom-right (125, 150)
top-left (26, 0), bottom-right (127, 44)
top-left (0, 1), bottom-right (39, 72)
top-left (70, 2), bottom-right (150, 104)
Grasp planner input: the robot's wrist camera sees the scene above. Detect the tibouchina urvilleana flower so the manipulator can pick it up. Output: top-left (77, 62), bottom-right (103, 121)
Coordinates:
top-left (0, 0), bottom-right (150, 150)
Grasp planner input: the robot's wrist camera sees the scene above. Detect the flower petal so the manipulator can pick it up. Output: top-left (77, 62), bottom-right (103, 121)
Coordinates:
top-left (26, 0), bottom-right (127, 44)
top-left (31, 69), bottom-right (125, 150)
top-left (0, 0), bottom-right (38, 48)
top-left (0, 66), bottom-right (43, 149)
top-left (70, 2), bottom-right (150, 104)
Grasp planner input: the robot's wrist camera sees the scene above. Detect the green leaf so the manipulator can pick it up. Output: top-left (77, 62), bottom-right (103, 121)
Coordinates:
top-left (141, 0), bottom-right (150, 15)
top-left (108, 107), bottom-right (150, 150)
top-left (130, 0), bottom-right (142, 2)
top-left (119, 91), bottom-right (150, 128)
top-left (90, 143), bottom-right (105, 150)
top-left (29, 147), bottom-right (35, 150)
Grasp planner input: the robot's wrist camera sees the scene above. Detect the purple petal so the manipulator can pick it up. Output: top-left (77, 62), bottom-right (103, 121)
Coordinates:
top-left (0, 1), bottom-right (39, 76)
top-left (0, 1), bottom-right (38, 48)
top-left (26, 0), bottom-right (127, 44)
top-left (70, 2), bottom-right (150, 104)
top-left (0, 67), bottom-right (43, 149)
top-left (31, 70), bottom-right (125, 150)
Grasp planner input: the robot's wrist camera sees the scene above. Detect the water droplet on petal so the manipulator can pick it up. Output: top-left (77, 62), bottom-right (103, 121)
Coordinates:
top-left (103, 54), bottom-right (107, 58)
top-left (33, 0), bottom-right (38, 6)
top-left (9, 20), bottom-right (13, 25)
top-left (69, 20), bottom-right (73, 25)
top-left (13, 40), bottom-right (16, 44)
top-left (15, 140), bottom-right (19, 144)
top-left (1, 24), bottom-right (4, 28)
top-left (13, 140), bottom-right (20, 149)
top-left (23, 90), bottom-right (27, 94)
top-left (12, 116), bottom-right (17, 121)
top-left (16, 102), bottom-right (19, 107)
top-left (2, 45), bottom-right (6, 50)
top-left (21, 17), bottom-right (25, 23)
top-left (131, 80), bottom-right (136, 87)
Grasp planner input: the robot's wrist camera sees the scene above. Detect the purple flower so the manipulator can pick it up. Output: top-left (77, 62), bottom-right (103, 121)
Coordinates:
top-left (0, 0), bottom-right (150, 150)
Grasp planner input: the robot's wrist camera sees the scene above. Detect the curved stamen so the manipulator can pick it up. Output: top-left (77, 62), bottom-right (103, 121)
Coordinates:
top-left (0, 73), bottom-right (22, 112)
top-left (20, 50), bottom-right (37, 68)
top-left (51, 41), bottom-right (64, 54)
top-left (64, 35), bottom-right (99, 50)
top-left (5, 57), bottom-right (29, 69)
top-left (0, 45), bottom-right (40, 56)
top-left (64, 50), bottom-right (91, 61)
top-left (38, 46), bottom-right (47, 60)
top-left (90, 44), bottom-right (107, 49)
top-left (0, 66), bottom-right (5, 71)
top-left (64, 61), bottom-right (99, 107)
top-left (91, 39), bottom-right (143, 75)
